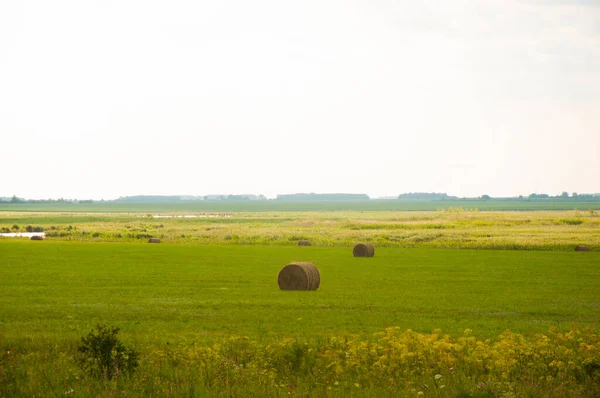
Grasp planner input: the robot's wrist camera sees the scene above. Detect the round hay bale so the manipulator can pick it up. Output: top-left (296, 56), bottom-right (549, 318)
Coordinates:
top-left (303, 262), bottom-right (320, 290)
top-left (278, 262), bottom-right (320, 291)
top-left (30, 235), bottom-right (44, 241)
top-left (353, 243), bottom-right (375, 257)
top-left (298, 240), bottom-right (311, 246)
top-left (148, 238), bottom-right (161, 244)
top-left (575, 245), bottom-right (590, 252)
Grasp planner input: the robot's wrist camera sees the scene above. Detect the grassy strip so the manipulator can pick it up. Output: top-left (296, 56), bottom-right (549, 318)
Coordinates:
top-left (2, 199), bottom-right (600, 213)
top-left (1, 209), bottom-right (599, 250)
top-left (2, 327), bottom-right (599, 397)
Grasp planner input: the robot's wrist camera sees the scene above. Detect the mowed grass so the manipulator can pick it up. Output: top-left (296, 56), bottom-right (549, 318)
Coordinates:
top-left (1, 241), bottom-right (598, 346)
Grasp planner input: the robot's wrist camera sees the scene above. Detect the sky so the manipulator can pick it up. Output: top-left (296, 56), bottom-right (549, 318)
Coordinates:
top-left (1, 0), bottom-right (599, 200)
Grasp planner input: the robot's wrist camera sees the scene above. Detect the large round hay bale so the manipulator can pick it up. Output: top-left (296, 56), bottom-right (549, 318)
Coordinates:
top-left (353, 243), bottom-right (374, 257)
top-left (303, 262), bottom-right (320, 290)
top-left (575, 245), bottom-right (590, 252)
top-left (148, 238), bottom-right (161, 243)
top-left (30, 235), bottom-right (44, 241)
top-left (298, 240), bottom-right (311, 246)
top-left (278, 262), bottom-right (320, 291)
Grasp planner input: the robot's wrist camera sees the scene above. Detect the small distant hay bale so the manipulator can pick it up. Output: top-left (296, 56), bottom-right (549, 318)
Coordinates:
top-left (298, 240), bottom-right (311, 246)
top-left (148, 238), bottom-right (161, 244)
top-left (30, 235), bottom-right (44, 241)
top-left (278, 262), bottom-right (320, 291)
top-left (353, 243), bottom-right (375, 257)
top-left (575, 245), bottom-right (590, 252)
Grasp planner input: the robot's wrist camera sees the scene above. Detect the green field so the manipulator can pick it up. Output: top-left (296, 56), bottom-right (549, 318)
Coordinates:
top-left (1, 242), bottom-right (598, 341)
top-left (1, 239), bottom-right (599, 396)
top-left (2, 198), bottom-right (600, 213)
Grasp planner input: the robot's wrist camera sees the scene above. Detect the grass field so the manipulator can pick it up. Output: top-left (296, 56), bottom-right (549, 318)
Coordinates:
top-left (2, 241), bottom-right (598, 341)
top-left (1, 240), bottom-right (599, 396)
top-left (2, 199), bottom-right (600, 213)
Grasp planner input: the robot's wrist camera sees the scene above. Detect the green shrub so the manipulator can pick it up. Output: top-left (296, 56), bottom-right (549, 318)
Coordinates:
top-left (558, 218), bottom-right (584, 225)
top-left (24, 225), bottom-right (44, 232)
top-left (76, 324), bottom-right (139, 380)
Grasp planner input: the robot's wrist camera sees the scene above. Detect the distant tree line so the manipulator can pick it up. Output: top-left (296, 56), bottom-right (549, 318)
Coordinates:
top-left (276, 193), bottom-right (370, 201)
top-left (397, 193), bottom-right (457, 200)
top-left (3, 192), bottom-right (600, 204)
top-left (477, 193), bottom-right (600, 201)
top-left (0, 196), bottom-right (95, 204)
top-left (526, 192), bottom-right (598, 200)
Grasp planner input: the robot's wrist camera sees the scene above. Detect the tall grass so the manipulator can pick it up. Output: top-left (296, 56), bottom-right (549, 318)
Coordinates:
top-left (2, 210), bottom-right (598, 250)
top-left (2, 327), bottom-right (599, 397)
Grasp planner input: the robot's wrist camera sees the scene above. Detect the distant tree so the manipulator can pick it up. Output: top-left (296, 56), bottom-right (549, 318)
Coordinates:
top-left (529, 193), bottom-right (549, 199)
top-left (480, 194), bottom-right (491, 201)
top-left (572, 192), bottom-right (578, 198)
top-left (397, 192), bottom-right (454, 200)
top-left (561, 192), bottom-right (569, 198)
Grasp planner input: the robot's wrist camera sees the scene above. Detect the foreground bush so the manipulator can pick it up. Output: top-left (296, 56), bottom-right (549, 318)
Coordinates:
top-left (77, 324), bottom-right (139, 380)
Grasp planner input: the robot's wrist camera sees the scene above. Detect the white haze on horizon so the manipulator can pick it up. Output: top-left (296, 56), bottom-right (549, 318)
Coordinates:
top-left (1, 0), bottom-right (599, 200)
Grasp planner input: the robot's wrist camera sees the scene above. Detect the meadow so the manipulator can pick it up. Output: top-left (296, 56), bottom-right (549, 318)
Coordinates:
top-left (1, 207), bottom-right (599, 251)
top-left (1, 207), bottom-right (599, 396)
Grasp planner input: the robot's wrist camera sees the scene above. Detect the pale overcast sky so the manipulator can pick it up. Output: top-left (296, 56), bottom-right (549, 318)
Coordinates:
top-left (1, 0), bottom-right (599, 200)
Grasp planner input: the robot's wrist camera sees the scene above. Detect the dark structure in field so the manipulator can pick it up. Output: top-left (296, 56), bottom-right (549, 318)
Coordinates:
top-left (148, 238), bottom-right (161, 243)
top-left (30, 235), bottom-right (44, 241)
top-left (278, 262), bottom-right (320, 291)
top-left (298, 240), bottom-right (311, 246)
top-left (353, 243), bottom-right (375, 257)
top-left (574, 245), bottom-right (590, 252)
